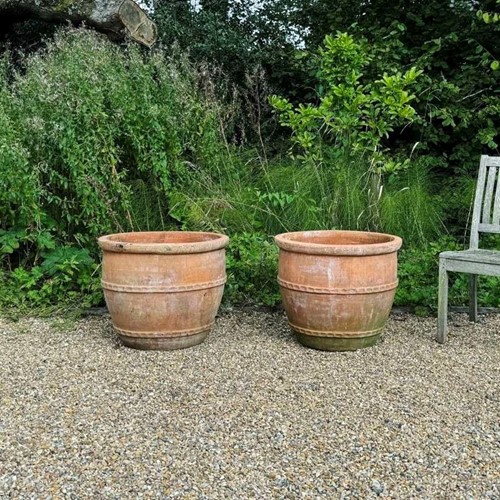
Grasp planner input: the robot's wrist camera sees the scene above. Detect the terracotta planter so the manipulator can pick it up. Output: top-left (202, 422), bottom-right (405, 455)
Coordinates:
top-left (98, 231), bottom-right (229, 350)
top-left (275, 230), bottom-right (402, 351)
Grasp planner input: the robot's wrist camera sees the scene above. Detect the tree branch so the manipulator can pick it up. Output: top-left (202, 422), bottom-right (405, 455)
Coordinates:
top-left (0, 0), bottom-right (158, 47)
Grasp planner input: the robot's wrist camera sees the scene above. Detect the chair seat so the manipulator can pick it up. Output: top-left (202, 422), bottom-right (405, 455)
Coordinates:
top-left (440, 248), bottom-right (500, 266)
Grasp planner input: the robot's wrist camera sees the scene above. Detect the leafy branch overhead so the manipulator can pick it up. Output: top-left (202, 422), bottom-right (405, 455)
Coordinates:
top-left (476, 0), bottom-right (500, 70)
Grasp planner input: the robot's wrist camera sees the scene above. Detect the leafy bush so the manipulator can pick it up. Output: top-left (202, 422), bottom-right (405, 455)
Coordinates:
top-left (0, 229), bottom-right (100, 315)
top-left (225, 233), bottom-right (280, 307)
top-left (396, 237), bottom-right (464, 311)
top-left (0, 28), bottom-right (233, 312)
top-left (153, 0), bottom-right (305, 90)
top-left (270, 33), bottom-right (421, 173)
top-left (263, 33), bottom-right (442, 243)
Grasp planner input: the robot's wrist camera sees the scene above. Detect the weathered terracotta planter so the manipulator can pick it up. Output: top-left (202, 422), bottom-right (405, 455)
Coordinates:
top-left (98, 231), bottom-right (229, 350)
top-left (275, 230), bottom-right (402, 351)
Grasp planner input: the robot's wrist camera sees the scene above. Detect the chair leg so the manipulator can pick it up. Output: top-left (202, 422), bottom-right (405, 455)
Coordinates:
top-left (437, 259), bottom-right (449, 344)
top-left (469, 274), bottom-right (478, 322)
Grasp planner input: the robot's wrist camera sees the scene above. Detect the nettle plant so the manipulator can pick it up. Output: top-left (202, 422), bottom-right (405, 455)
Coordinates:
top-left (270, 32), bottom-right (422, 174)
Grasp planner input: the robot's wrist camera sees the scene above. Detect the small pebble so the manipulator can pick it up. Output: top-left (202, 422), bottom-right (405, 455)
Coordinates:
top-left (371, 479), bottom-right (384, 495)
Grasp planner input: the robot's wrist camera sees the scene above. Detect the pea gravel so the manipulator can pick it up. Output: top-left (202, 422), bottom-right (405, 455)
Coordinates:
top-left (0, 310), bottom-right (499, 499)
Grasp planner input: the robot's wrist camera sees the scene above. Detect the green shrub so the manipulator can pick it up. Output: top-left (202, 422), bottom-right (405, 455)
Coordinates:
top-left (0, 240), bottom-right (101, 315)
top-left (225, 233), bottom-right (280, 307)
top-left (246, 33), bottom-right (442, 244)
top-left (0, 28), bottom-right (233, 312)
top-left (270, 33), bottom-right (421, 173)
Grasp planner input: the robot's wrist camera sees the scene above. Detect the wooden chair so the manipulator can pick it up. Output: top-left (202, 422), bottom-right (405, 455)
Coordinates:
top-left (437, 154), bottom-right (500, 343)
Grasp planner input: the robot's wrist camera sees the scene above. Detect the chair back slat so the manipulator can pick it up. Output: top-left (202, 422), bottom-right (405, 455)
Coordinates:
top-left (478, 223), bottom-right (500, 233)
top-left (470, 156), bottom-right (489, 248)
top-left (487, 157), bottom-right (500, 167)
top-left (492, 170), bottom-right (500, 225)
top-left (481, 166), bottom-right (497, 224)
top-left (471, 155), bottom-right (500, 248)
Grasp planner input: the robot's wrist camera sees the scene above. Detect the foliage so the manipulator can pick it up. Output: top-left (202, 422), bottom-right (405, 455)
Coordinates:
top-left (153, 0), bottom-right (305, 89)
top-left (477, 0), bottom-right (500, 70)
top-left (1, 2), bottom-right (499, 315)
top-left (396, 236), bottom-right (500, 311)
top-left (153, 1), bottom-right (499, 166)
top-left (270, 33), bottom-right (421, 173)
top-left (0, 241), bottom-right (101, 315)
top-left (0, 28), bottom-right (233, 312)
top-left (225, 233), bottom-right (280, 307)
top-left (368, 23), bottom-right (499, 177)
top-left (304, 1), bottom-right (500, 180)
top-left (264, 34), bottom-right (441, 242)
top-left (396, 237), bottom-right (464, 310)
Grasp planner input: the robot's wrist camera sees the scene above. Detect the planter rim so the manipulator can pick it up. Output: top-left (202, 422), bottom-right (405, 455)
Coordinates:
top-left (275, 230), bottom-right (402, 256)
top-left (98, 231), bottom-right (229, 255)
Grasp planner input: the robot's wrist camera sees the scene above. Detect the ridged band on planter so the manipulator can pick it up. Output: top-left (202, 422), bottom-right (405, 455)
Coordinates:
top-left (275, 230), bottom-right (402, 351)
top-left (98, 231), bottom-right (229, 350)
top-left (101, 277), bottom-right (227, 293)
top-left (277, 278), bottom-right (399, 295)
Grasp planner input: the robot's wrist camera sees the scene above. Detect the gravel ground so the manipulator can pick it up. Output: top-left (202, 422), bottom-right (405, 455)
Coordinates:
top-left (0, 310), bottom-right (499, 499)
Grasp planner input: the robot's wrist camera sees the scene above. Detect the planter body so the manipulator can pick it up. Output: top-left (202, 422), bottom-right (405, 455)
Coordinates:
top-left (98, 231), bottom-right (229, 350)
top-left (275, 230), bottom-right (402, 351)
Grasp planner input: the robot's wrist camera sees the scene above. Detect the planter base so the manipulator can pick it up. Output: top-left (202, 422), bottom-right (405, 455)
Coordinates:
top-left (293, 330), bottom-right (381, 351)
top-left (117, 331), bottom-right (209, 350)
